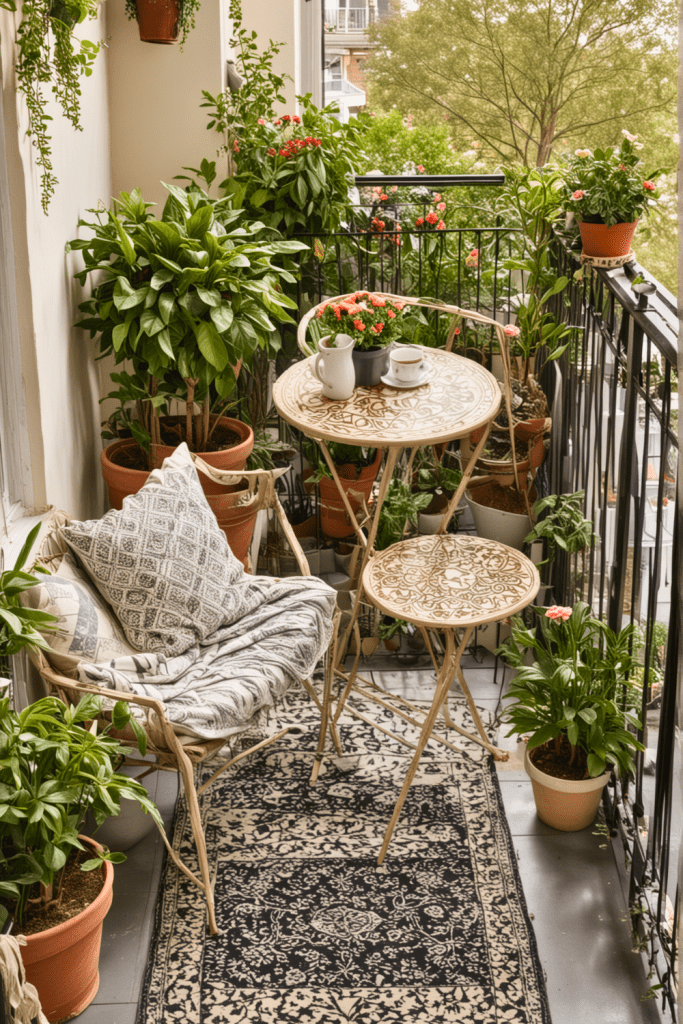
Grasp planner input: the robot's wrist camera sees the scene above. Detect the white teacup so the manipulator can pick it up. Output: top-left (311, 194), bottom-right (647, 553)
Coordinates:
top-left (390, 346), bottom-right (424, 382)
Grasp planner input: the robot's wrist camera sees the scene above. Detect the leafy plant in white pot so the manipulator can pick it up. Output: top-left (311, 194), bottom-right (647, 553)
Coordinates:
top-left (499, 602), bottom-right (643, 831)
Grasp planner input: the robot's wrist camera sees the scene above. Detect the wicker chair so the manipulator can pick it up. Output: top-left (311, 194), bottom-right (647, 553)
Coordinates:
top-left (26, 459), bottom-right (339, 936)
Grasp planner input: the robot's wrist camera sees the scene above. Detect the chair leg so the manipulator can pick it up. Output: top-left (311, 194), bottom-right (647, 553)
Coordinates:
top-left (175, 746), bottom-right (219, 936)
top-left (311, 611), bottom-right (342, 784)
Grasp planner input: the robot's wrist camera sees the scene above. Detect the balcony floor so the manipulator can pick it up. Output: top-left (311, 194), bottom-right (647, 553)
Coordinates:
top-left (72, 652), bottom-right (664, 1024)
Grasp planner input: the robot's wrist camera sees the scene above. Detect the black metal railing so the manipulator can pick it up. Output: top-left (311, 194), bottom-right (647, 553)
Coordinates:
top-left (549, 238), bottom-right (679, 1020)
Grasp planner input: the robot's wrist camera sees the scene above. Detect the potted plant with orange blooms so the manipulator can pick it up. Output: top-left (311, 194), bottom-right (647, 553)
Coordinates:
top-left (313, 292), bottom-right (413, 386)
top-left (499, 602), bottom-right (643, 831)
top-left (562, 131), bottom-right (663, 258)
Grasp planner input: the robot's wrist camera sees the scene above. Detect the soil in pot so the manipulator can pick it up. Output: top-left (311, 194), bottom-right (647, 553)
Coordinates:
top-left (470, 482), bottom-right (532, 515)
top-left (108, 418), bottom-right (244, 472)
top-left (4, 850), bottom-right (105, 936)
top-left (529, 735), bottom-right (591, 782)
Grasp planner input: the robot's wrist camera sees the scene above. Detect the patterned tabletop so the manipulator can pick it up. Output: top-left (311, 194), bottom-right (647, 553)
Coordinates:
top-left (272, 348), bottom-right (501, 447)
top-left (363, 534), bottom-right (540, 628)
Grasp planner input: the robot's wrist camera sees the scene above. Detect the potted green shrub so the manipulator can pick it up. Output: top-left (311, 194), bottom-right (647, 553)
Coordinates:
top-left (523, 490), bottom-right (598, 603)
top-left (125, 0), bottom-right (200, 46)
top-left (411, 448), bottom-right (462, 533)
top-left (563, 133), bottom-right (663, 257)
top-left (69, 184), bottom-right (305, 520)
top-left (0, 690), bottom-right (161, 1021)
top-left (499, 602), bottom-right (643, 831)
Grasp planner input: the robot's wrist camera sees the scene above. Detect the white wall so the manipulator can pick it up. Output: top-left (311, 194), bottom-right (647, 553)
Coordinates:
top-left (107, 3), bottom-right (228, 212)
top-left (0, 5), bottom-right (112, 519)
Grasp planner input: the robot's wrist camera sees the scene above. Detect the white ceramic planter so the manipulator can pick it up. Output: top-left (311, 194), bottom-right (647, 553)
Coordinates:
top-left (524, 747), bottom-right (611, 831)
top-left (465, 487), bottom-right (531, 550)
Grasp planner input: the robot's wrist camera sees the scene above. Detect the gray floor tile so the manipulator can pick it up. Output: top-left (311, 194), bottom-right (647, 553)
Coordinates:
top-left (497, 778), bottom-right (561, 836)
top-left (73, 1002), bottom-right (139, 1024)
top-left (93, 891), bottom-right (157, 1004)
top-left (514, 833), bottom-right (662, 1024)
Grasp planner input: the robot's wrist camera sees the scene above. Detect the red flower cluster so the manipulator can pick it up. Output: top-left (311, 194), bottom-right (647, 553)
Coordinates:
top-left (271, 137), bottom-right (322, 159)
top-left (315, 293), bottom-right (407, 350)
top-left (643, 180), bottom-right (656, 191)
top-left (415, 217), bottom-right (424, 227)
top-left (425, 211), bottom-right (438, 225)
top-left (546, 606), bottom-right (572, 621)
top-left (371, 217), bottom-right (385, 231)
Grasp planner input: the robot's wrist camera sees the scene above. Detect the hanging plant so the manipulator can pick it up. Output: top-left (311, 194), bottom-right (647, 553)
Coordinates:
top-left (124, 0), bottom-right (201, 48)
top-left (0, 0), bottom-right (102, 212)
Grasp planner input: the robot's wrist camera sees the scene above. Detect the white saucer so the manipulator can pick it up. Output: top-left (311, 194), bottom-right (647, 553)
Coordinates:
top-left (381, 362), bottom-right (431, 389)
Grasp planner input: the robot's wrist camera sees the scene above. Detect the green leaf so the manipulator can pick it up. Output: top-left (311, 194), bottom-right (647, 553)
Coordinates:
top-left (196, 322), bottom-right (229, 370)
top-left (249, 189), bottom-right (270, 207)
top-left (150, 268), bottom-right (174, 290)
top-left (112, 323), bottom-right (129, 352)
top-left (114, 218), bottom-right (136, 266)
top-left (158, 292), bottom-right (176, 325)
top-left (196, 287), bottom-right (221, 307)
top-left (140, 310), bottom-right (165, 336)
top-left (210, 303), bottom-right (234, 334)
top-left (186, 206), bottom-right (213, 239)
top-left (586, 753), bottom-right (607, 777)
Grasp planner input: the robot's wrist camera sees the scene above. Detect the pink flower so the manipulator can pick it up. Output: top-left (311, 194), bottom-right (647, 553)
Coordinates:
top-left (292, 115), bottom-right (301, 124)
top-left (545, 606), bottom-right (572, 621)
top-left (380, 193), bottom-right (388, 200)
top-left (426, 211), bottom-right (438, 225)
top-left (415, 216), bottom-right (424, 227)
top-left (437, 202), bottom-right (446, 211)
top-left (353, 319), bottom-right (365, 330)
top-left (572, 189), bottom-right (584, 200)
top-left (282, 114), bottom-right (292, 122)
top-left (387, 309), bottom-right (396, 319)
top-left (371, 296), bottom-right (386, 307)
top-left (643, 180), bottom-right (656, 191)
top-left (257, 118), bottom-right (266, 125)
top-left (574, 149), bottom-right (591, 158)
top-left (232, 140), bottom-right (239, 153)
top-left (465, 247), bottom-right (479, 268)
top-left (504, 324), bottom-right (520, 338)
top-left (372, 322), bottom-right (384, 333)
top-left (417, 164), bottom-right (425, 172)
top-left (436, 220), bottom-right (445, 230)
top-left (434, 193), bottom-right (441, 201)
top-left (391, 185), bottom-right (398, 192)
top-left (622, 129), bottom-right (637, 142)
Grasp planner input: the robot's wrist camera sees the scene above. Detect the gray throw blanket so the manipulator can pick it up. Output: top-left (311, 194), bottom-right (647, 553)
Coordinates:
top-left (76, 574), bottom-right (336, 741)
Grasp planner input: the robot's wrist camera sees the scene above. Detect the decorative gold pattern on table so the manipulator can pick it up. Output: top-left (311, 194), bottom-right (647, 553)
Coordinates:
top-left (363, 534), bottom-right (540, 628)
top-left (272, 348), bottom-right (501, 447)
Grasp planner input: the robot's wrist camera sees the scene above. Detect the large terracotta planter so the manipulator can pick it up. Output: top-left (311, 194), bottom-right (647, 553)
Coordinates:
top-left (100, 417), bottom-right (255, 566)
top-left (135, 0), bottom-right (181, 44)
top-left (578, 220), bottom-right (638, 258)
top-left (21, 838), bottom-right (113, 1022)
top-left (319, 448), bottom-right (382, 539)
top-left (524, 747), bottom-right (611, 831)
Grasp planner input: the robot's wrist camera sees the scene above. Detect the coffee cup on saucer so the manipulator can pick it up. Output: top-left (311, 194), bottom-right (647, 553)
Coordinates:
top-left (389, 345), bottom-right (423, 383)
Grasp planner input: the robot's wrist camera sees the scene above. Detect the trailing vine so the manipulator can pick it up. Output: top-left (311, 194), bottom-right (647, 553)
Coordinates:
top-left (0, 0), bottom-right (101, 212)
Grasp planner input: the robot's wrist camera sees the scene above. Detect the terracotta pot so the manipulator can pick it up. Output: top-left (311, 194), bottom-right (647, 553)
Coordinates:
top-left (135, 0), bottom-right (181, 44)
top-left (100, 417), bottom-right (255, 566)
top-left (463, 418), bottom-right (549, 488)
top-left (21, 838), bottom-right (113, 1022)
top-left (319, 448), bottom-right (382, 539)
top-left (578, 220), bottom-right (638, 258)
top-left (524, 747), bottom-right (611, 831)
top-left (100, 417), bottom-right (254, 507)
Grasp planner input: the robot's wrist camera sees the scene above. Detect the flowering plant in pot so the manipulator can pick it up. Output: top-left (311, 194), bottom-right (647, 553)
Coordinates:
top-left (499, 602), bottom-right (643, 830)
top-left (563, 133), bottom-right (663, 257)
top-left (0, 691), bottom-right (162, 1020)
top-left (69, 184), bottom-right (305, 504)
top-left (313, 292), bottom-right (412, 385)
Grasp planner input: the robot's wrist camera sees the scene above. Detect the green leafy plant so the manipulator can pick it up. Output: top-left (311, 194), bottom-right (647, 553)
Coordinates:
top-left (499, 166), bottom-right (573, 383)
top-left (68, 184), bottom-right (305, 462)
top-left (124, 0), bottom-right (201, 48)
top-left (0, 0), bottom-right (102, 212)
top-left (412, 448), bottom-right (462, 497)
top-left (524, 491), bottom-right (597, 573)
top-left (0, 692), bottom-right (162, 929)
top-left (0, 523), bottom-right (60, 658)
top-left (200, 0), bottom-right (369, 240)
top-left (375, 478), bottom-right (431, 551)
top-left (563, 133), bottom-right (664, 226)
top-left (500, 602), bottom-right (644, 778)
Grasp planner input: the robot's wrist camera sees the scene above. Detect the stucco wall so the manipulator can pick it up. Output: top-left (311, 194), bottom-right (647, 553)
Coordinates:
top-left (0, 5), bottom-right (112, 519)
top-left (107, 3), bottom-right (228, 213)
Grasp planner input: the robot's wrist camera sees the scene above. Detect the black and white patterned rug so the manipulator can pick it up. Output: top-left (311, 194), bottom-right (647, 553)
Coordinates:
top-left (137, 682), bottom-right (552, 1023)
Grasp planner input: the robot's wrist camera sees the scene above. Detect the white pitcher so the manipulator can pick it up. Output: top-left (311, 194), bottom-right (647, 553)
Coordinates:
top-left (312, 333), bottom-right (355, 401)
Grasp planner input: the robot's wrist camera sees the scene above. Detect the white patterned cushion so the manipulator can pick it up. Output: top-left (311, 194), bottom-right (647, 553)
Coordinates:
top-left (20, 551), bottom-right (136, 675)
top-left (61, 443), bottom-right (244, 657)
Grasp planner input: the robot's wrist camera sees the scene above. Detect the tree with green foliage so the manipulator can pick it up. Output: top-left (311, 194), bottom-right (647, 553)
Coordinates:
top-left (367, 0), bottom-right (676, 167)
